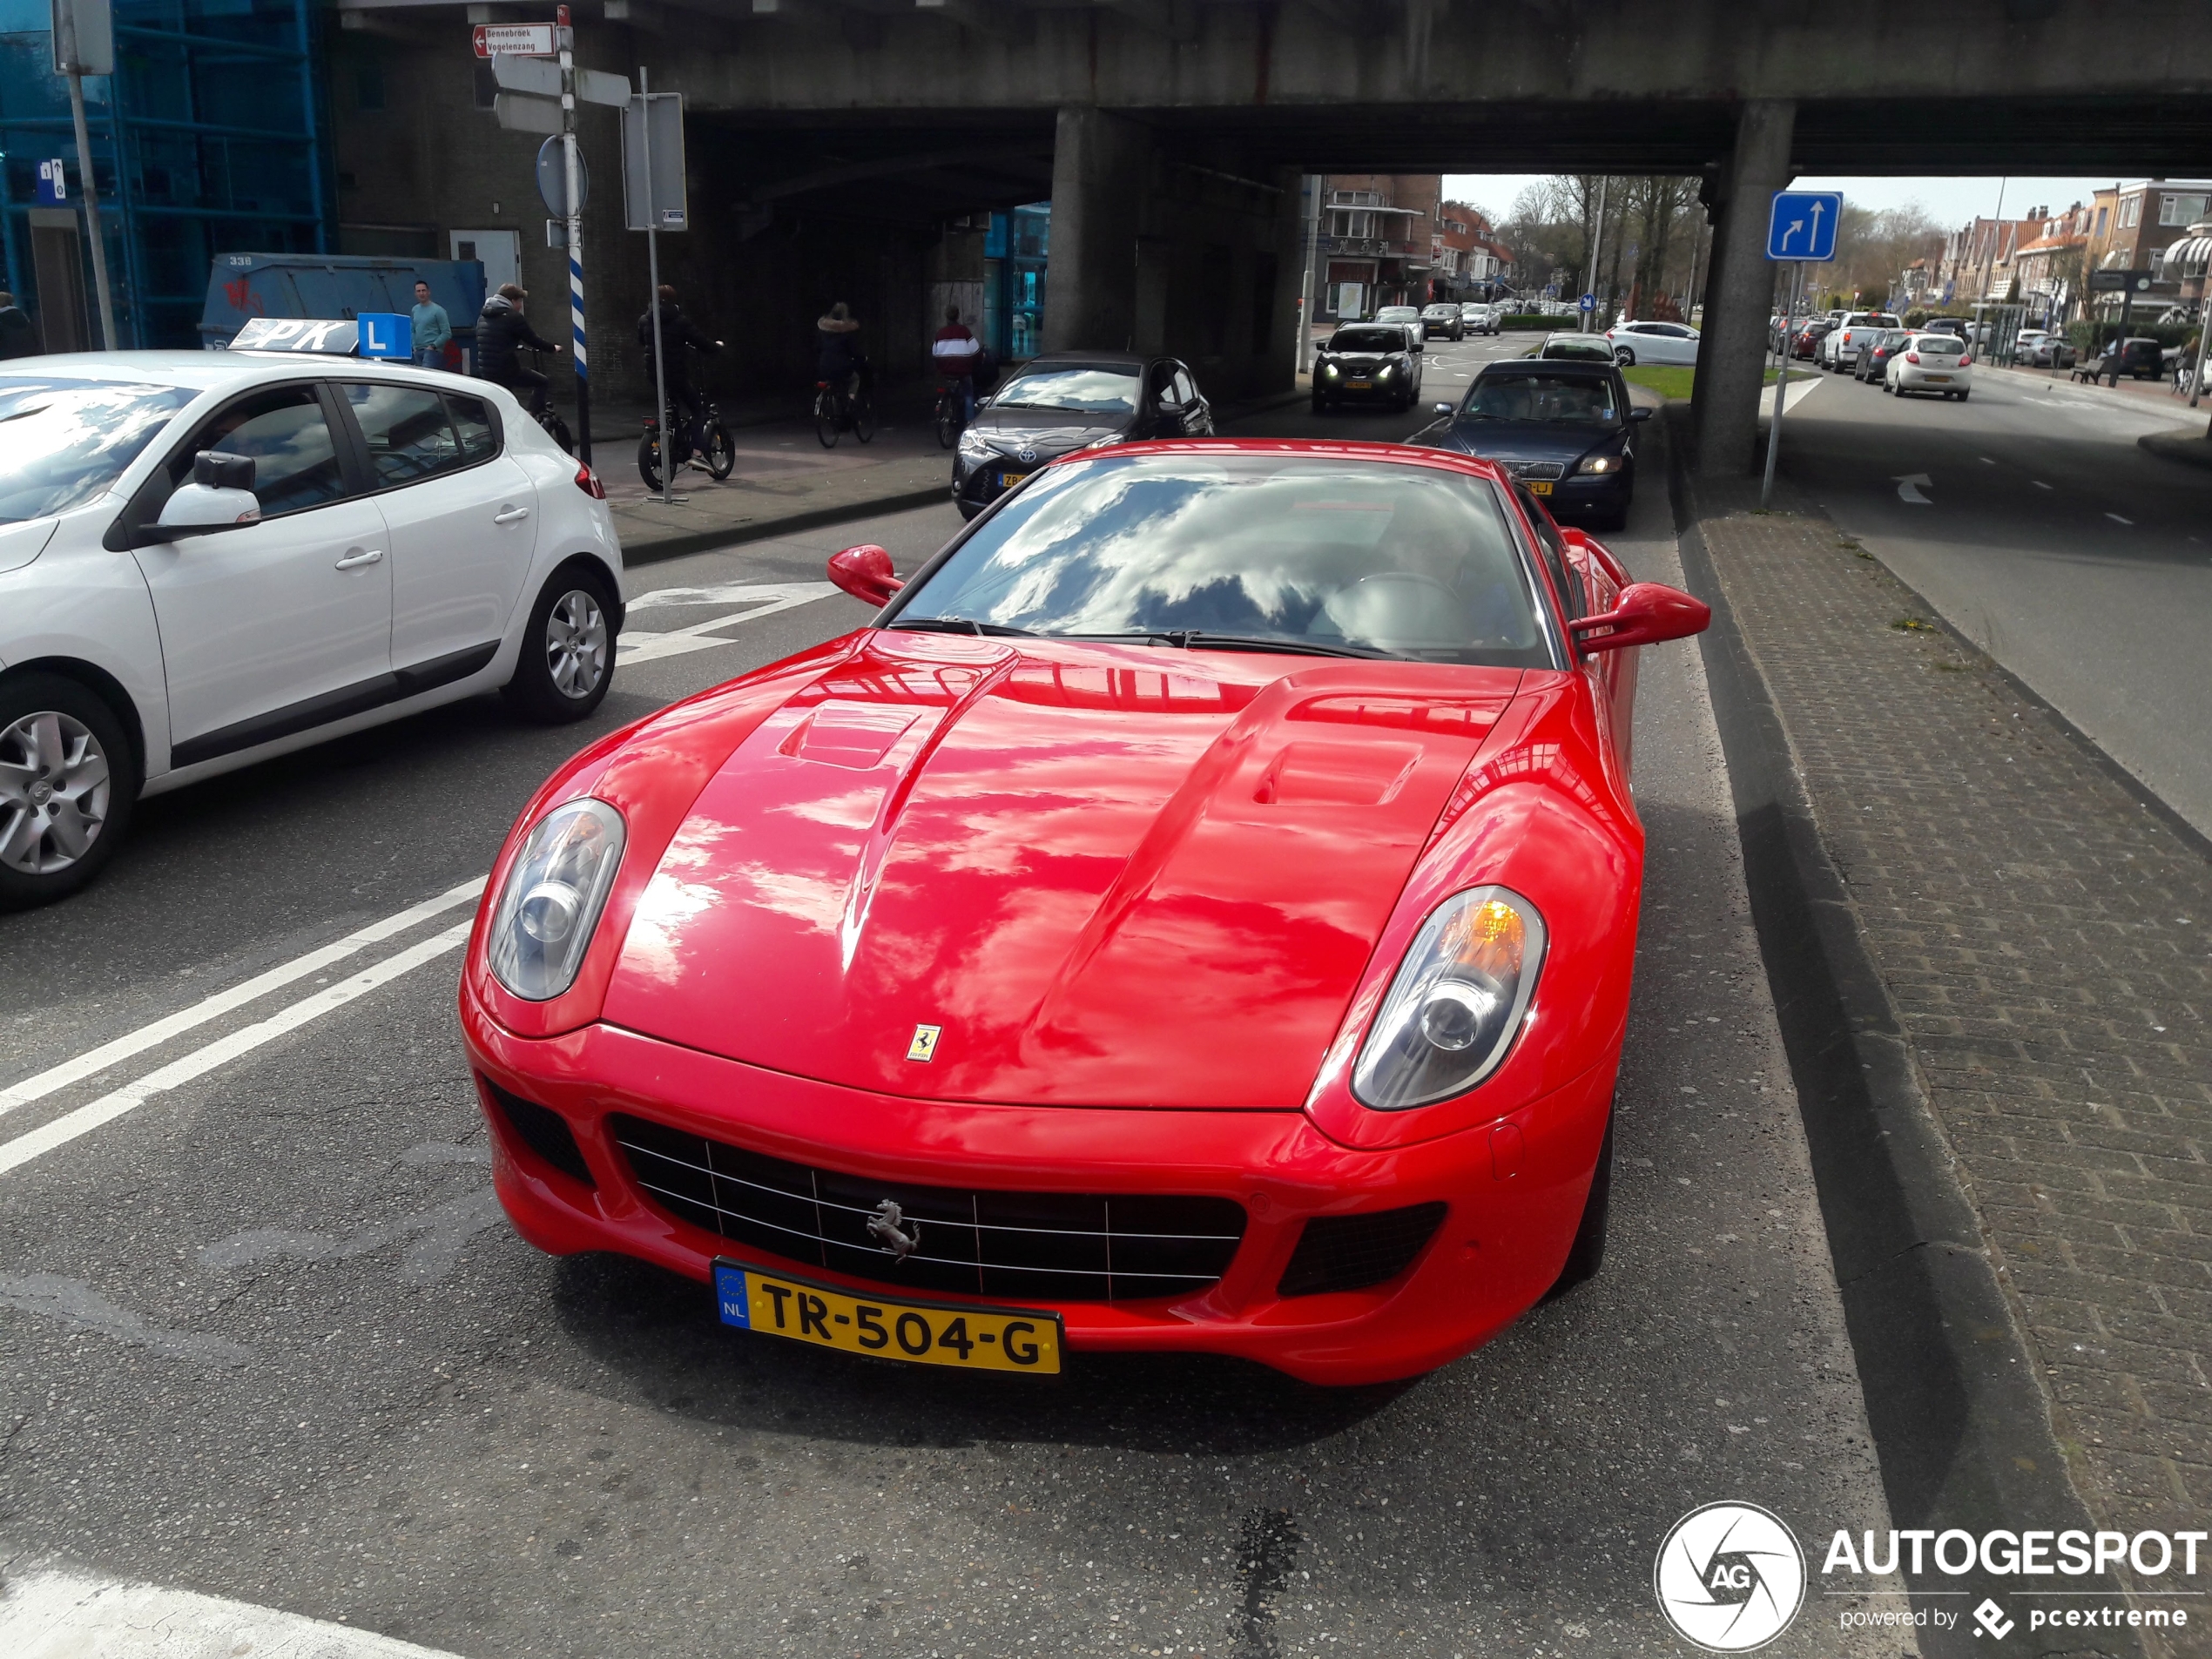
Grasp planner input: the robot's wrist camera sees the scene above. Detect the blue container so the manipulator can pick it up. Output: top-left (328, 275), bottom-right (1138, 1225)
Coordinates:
top-left (199, 254), bottom-right (486, 368)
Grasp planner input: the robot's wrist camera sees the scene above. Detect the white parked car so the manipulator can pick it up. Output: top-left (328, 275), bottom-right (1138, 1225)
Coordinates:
top-left (0, 341), bottom-right (624, 907)
top-left (1884, 333), bottom-right (1974, 400)
top-left (1603, 320), bottom-right (1702, 367)
top-left (1822, 312), bottom-right (1902, 370)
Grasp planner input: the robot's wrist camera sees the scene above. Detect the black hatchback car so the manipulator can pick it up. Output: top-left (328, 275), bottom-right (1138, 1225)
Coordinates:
top-left (1312, 323), bottom-right (1426, 411)
top-left (954, 353), bottom-right (1213, 519)
top-left (1419, 359), bottom-right (1649, 531)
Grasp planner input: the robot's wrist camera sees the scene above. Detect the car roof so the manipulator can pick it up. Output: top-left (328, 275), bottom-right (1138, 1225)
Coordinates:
top-left (1018, 350), bottom-right (1150, 368)
top-left (1478, 357), bottom-right (1616, 379)
top-left (1, 350), bottom-right (479, 395)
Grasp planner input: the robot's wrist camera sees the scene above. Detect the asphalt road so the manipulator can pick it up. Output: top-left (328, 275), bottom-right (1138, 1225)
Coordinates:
top-left (1764, 359), bottom-right (2212, 839)
top-left (1, 347), bottom-right (1906, 1657)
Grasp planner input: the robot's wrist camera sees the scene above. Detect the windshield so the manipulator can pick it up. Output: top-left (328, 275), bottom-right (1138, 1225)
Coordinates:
top-left (891, 453), bottom-right (1551, 667)
top-left (1913, 335), bottom-right (1960, 353)
top-left (1540, 340), bottom-right (1613, 361)
top-left (1375, 307), bottom-right (1420, 320)
top-left (0, 377), bottom-right (194, 524)
top-left (1327, 327), bottom-right (1406, 353)
top-left (988, 364), bottom-right (1140, 415)
top-left (1462, 372), bottom-right (1622, 424)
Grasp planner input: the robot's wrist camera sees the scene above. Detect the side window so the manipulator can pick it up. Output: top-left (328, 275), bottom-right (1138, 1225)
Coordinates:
top-left (1514, 481), bottom-right (1588, 619)
top-left (172, 385), bottom-right (349, 516)
top-left (343, 383), bottom-right (462, 487)
top-left (446, 393), bottom-right (500, 462)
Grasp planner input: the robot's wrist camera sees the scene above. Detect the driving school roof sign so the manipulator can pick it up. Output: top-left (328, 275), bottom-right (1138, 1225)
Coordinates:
top-left (229, 315), bottom-right (414, 357)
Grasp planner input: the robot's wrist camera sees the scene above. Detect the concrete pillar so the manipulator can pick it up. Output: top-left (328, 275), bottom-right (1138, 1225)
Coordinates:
top-left (1043, 106), bottom-right (1150, 355)
top-left (1691, 100), bottom-right (1795, 478)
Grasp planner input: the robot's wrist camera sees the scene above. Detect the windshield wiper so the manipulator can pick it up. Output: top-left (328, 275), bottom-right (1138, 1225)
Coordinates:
top-left (887, 616), bottom-right (1042, 637)
top-left (1062, 630), bottom-right (1393, 660)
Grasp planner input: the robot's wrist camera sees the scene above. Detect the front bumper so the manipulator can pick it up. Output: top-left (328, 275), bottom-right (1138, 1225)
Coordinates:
top-left (952, 452), bottom-right (1048, 515)
top-left (461, 992), bottom-right (1614, 1386)
top-left (1315, 374), bottom-right (1413, 404)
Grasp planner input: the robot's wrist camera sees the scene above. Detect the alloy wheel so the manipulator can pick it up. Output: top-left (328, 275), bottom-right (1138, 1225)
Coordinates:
top-left (0, 709), bottom-right (111, 875)
top-left (544, 589), bottom-right (610, 700)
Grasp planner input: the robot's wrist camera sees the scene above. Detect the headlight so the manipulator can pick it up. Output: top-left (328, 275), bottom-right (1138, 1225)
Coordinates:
top-left (957, 428), bottom-right (993, 462)
top-left (1322, 361), bottom-right (1340, 378)
top-left (1577, 454), bottom-right (1623, 475)
top-left (488, 799), bottom-right (626, 1001)
top-left (1352, 887), bottom-right (1546, 1109)
top-left (1377, 363), bottom-right (1395, 378)
top-left (1079, 434), bottom-right (1122, 452)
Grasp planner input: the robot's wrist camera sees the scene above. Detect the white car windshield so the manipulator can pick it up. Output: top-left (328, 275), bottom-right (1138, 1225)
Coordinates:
top-left (891, 453), bottom-right (1552, 667)
top-left (0, 377), bottom-right (193, 524)
top-left (988, 364), bottom-right (1140, 415)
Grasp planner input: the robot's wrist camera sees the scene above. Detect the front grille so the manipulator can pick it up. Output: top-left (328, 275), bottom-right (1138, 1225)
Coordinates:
top-left (482, 1076), bottom-right (595, 1187)
top-left (1506, 461), bottom-right (1567, 482)
top-left (610, 1114), bottom-right (1245, 1303)
top-left (1278, 1202), bottom-right (1447, 1298)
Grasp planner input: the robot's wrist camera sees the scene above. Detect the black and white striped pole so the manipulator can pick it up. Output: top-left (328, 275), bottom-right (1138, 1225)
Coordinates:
top-left (556, 5), bottom-right (590, 465)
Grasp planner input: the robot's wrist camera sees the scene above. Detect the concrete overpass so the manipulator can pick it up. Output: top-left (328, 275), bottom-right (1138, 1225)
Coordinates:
top-left (337, 0), bottom-right (2212, 471)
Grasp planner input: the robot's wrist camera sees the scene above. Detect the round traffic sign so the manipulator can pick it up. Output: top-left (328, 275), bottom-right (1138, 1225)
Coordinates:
top-left (1578, 292), bottom-right (1595, 311)
top-left (536, 137), bottom-right (587, 219)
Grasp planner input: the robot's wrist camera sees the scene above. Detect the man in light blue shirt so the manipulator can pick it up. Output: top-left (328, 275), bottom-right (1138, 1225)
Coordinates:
top-left (410, 280), bottom-right (452, 369)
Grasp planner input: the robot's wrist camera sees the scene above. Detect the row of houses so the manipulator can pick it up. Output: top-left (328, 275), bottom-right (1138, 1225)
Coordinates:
top-left (1315, 174), bottom-right (1514, 322)
top-left (1905, 179), bottom-right (2212, 325)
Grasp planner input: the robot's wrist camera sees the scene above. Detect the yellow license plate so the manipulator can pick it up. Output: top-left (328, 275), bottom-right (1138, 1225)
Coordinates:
top-left (712, 1260), bottom-right (1063, 1374)
top-left (1528, 480), bottom-right (1554, 496)
top-left (999, 470), bottom-right (1028, 489)
top-left (1925, 374), bottom-right (1951, 382)
top-left (1345, 380), bottom-right (1372, 390)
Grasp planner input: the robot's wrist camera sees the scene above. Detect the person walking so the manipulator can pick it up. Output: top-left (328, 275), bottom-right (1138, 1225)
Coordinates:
top-left (931, 303), bottom-right (981, 420)
top-left (0, 292), bottom-right (37, 360)
top-left (409, 280), bottom-right (452, 370)
top-left (475, 283), bottom-right (560, 413)
top-left (637, 284), bottom-right (721, 458)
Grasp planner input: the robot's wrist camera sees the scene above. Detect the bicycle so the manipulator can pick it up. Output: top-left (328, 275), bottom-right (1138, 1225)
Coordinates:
top-left (814, 376), bottom-right (876, 448)
top-left (638, 347), bottom-right (733, 490)
top-left (511, 347), bottom-right (574, 455)
top-left (934, 378), bottom-right (970, 449)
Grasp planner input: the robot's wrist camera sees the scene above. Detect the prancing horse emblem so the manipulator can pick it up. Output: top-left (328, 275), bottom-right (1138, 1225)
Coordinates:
top-left (867, 1199), bottom-right (921, 1263)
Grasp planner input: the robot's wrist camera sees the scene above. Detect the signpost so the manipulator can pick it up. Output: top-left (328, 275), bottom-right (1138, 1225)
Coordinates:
top-left (1761, 189), bottom-right (1842, 506)
top-left (624, 77), bottom-right (687, 504)
top-left (33, 158), bottom-right (67, 206)
top-left (50, 0), bottom-right (115, 348)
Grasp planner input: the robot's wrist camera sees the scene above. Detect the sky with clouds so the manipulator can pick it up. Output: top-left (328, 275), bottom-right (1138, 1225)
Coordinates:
top-left (1441, 174), bottom-right (2155, 227)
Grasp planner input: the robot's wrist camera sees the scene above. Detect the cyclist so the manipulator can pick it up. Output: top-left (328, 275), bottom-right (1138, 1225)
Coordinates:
top-left (637, 283), bottom-right (723, 463)
top-left (817, 301), bottom-right (871, 404)
top-left (475, 282), bottom-right (561, 414)
top-left (931, 303), bottom-right (982, 421)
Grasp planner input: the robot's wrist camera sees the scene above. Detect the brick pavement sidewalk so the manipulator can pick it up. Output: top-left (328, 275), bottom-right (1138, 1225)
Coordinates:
top-left (1683, 468), bottom-right (2212, 1652)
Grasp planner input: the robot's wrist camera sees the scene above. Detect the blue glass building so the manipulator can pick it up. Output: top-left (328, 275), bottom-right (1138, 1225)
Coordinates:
top-left (0, 0), bottom-right (329, 348)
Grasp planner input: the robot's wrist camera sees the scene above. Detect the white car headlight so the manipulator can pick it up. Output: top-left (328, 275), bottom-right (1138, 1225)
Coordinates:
top-left (1322, 361), bottom-right (1340, 378)
top-left (1352, 887), bottom-right (1546, 1109)
top-left (488, 799), bottom-right (626, 1001)
top-left (957, 428), bottom-right (994, 462)
top-left (1577, 454), bottom-right (1623, 475)
top-left (1377, 363), bottom-right (1395, 378)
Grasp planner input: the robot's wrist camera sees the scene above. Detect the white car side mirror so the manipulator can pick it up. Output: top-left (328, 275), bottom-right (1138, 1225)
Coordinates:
top-left (154, 452), bottom-right (262, 538)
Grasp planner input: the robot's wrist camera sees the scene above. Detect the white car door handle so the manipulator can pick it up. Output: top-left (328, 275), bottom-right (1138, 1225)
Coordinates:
top-left (334, 547), bottom-right (383, 570)
top-left (493, 505), bottom-right (530, 525)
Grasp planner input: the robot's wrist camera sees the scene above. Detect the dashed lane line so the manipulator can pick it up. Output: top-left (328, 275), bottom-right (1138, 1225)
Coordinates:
top-left (0, 878), bottom-right (483, 1121)
top-left (617, 581), bottom-right (839, 666)
top-left (2107, 513), bottom-right (2134, 525)
top-left (0, 919), bottom-right (474, 1180)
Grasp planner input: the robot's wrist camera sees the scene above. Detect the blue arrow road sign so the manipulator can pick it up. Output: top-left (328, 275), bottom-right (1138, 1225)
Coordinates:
top-left (1578, 292), bottom-right (1595, 312)
top-left (1768, 191), bottom-right (1842, 261)
top-left (34, 158), bottom-right (67, 206)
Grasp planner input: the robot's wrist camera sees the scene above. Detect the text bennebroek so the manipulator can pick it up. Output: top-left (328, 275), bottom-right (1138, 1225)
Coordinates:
top-left (461, 439), bottom-right (1709, 1385)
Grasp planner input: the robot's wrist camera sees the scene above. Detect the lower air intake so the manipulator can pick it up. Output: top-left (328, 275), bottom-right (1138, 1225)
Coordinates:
top-left (1277, 1202), bottom-right (1447, 1298)
top-left (481, 1076), bottom-right (595, 1187)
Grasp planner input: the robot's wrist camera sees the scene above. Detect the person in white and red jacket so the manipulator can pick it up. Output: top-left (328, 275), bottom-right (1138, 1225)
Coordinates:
top-left (931, 304), bottom-right (983, 420)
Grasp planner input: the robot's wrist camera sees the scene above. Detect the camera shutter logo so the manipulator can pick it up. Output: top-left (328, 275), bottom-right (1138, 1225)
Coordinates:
top-left (1974, 1599), bottom-right (2014, 1641)
top-left (1653, 1501), bottom-right (1807, 1651)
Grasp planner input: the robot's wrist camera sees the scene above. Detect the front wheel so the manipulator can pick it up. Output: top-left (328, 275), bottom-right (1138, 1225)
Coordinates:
top-left (637, 430), bottom-right (664, 492)
top-left (853, 397), bottom-right (877, 444)
top-left (502, 569), bottom-right (614, 725)
top-left (1546, 1109), bottom-right (1614, 1299)
top-left (0, 672), bottom-right (137, 911)
top-left (815, 393), bottom-right (840, 449)
top-left (705, 421), bottom-right (735, 480)
top-left (1956, 390), bottom-right (1970, 401)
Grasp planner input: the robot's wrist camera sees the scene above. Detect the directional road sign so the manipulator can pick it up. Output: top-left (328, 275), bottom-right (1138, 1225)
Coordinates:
top-left (536, 135), bottom-right (588, 217)
top-left (34, 158), bottom-right (67, 206)
top-left (1578, 292), bottom-right (1595, 313)
top-left (1768, 191), bottom-right (1841, 261)
top-left (473, 23), bottom-right (556, 57)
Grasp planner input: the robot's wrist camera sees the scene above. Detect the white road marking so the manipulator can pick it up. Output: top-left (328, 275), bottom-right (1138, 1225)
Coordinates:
top-left (1893, 473), bottom-right (1933, 504)
top-left (0, 879), bottom-right (482, 1120)
top-left (1979, 456), bottom-right (1996, 464)
top-left (2033, 480), bottom-right (2054, 489)
top-left (2107, 513), bottom-right (2134, 525)
top-left (617, 581), bottom-right (840, 665)
top-left (0, 920), bottom-right (474, 1180)
top-left (0, 1566), bottom-right (463, 1657)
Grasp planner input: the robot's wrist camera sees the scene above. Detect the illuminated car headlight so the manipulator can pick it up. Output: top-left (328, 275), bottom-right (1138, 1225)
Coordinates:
top-left (1377, 363), bottom-right (1395, 378)
top-left (1352, 887), bottom-right (1546, 1109)
top-left (1322, 361), bottom-right (1340, 378)
top-left (1577, 454), bottom-right (1623, 475)
top-left (956, 428), bottom-right (993, 462)
top-left (488, 799), bottom-right (626, 1001)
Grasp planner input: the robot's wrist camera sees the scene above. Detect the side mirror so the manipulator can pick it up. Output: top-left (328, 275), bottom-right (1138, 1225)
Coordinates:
top-left (1568, 581), bottom-right (1710, 656)
top-left (827, 543), bottom-right (902, 607)
top-left (1629, 407), bottom-right (1653, 422)
top-left (154, 451), bottom-right (261, 538)
top-left (1433, 401), bottom-right (1454, 415)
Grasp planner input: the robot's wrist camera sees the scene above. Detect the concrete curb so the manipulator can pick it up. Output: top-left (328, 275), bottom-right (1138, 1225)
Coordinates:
top-left (2137, 427), bottom-right (2212, 470)
top-left (1656, 408), bottom-right (2139, 1659)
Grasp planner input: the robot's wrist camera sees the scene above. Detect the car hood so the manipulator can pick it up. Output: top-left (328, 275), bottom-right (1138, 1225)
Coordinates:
top-left (1436, 418), bottom-right (1623, 466)
top-left (966, 408), bottom-right (1130, 455)
top-left (600, 631), bottom-right (1521, 1108)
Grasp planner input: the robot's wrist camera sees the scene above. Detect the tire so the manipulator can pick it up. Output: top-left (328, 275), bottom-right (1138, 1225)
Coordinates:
top-left (935, 401), bottom-right (958, 449)
top-left (814, 394), bottom-right (840, 449)
top-left (1957, 390), bottom-right (1970, 401)
top-left (502, 567), bottom-right (615, 725)
top-left (539, 412), bottom-right (574, 455)
top-left (853, 398), bottom-right (877, 444)
top-left (1614, 347), bottom-right (1635, 367)
top-left (1546, 1107), bottom-right (1614, 1299)
top-left (0, 671), bottom-right (137, 911)
top-left (705, 421), bottom-right (735, 480)
top-left (637, 430), bottom-right (663, 493)
top-left (1310, 395), bottom-right (1326, 415)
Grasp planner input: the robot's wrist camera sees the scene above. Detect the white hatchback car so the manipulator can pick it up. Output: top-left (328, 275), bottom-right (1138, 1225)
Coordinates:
top-left (1884, 334), bottom-right (1975, 400)
top-left (1, 344), bottom-right (624, 907)
top-left (1603, 320), bottom-right (1701, 367)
